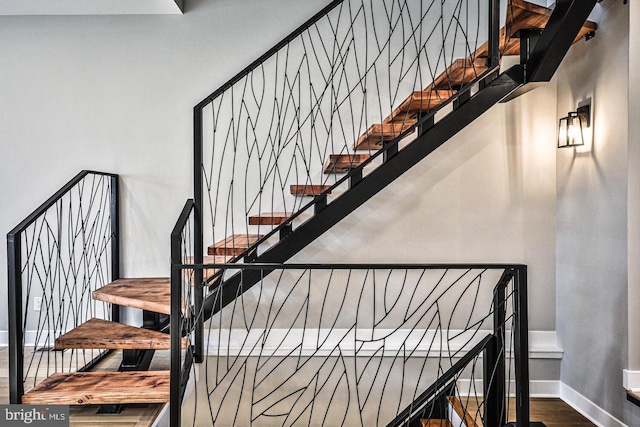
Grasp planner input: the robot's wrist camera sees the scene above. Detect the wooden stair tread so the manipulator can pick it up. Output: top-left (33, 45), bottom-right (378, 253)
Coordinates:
top-left (54, 318), bottom-right (187, 350)
top-left (431, 57), bottom-right (489, 90)
top-left (248, 212), bottom-right (293, 225)
top-left (290, 184), bottom-right (332, 196)
top-left (93, 278), bottom-right (174, 316)
top-left (384, 90), bottom-right (455, 124)
top-left (474, 0), bottom-right (597, 58)
top-left (22, 371), bottom-right (170, 405)
top-left (323, 154), bottom-right (370, 174)
top-left (447, 396), bottom-right (481, 427)
top-left (421, 420), bottom-right (452, 427)
top-left (354, 120), bottom-right (417, 151)
top-left (208, 233), bottom-right (263, 256)
top-left (184, 255), bottom-right (232, 281)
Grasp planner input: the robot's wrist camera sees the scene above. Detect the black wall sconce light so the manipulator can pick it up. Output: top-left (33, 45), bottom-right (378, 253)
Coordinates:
top-left (558, 104), bottom-right (591, 148)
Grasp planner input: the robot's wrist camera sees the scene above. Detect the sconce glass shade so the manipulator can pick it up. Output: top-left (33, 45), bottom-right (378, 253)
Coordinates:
top-left (558, 105), bottom-right (590, 148)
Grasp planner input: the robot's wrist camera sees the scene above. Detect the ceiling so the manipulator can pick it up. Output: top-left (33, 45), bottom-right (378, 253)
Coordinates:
top-left (0, 0), bottom-right (183, 15)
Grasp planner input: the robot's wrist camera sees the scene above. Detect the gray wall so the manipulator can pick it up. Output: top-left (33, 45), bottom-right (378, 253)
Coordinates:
top-left (555, 0), bottom-right (631, 423)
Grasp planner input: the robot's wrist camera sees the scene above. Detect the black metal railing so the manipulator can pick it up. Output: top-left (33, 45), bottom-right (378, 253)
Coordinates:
top-left (7, 170), bottom-right (120, 404)
top-left (193, 0), bottom-right (502, 270)
top-left (169, 258), bottom-right (529, 427)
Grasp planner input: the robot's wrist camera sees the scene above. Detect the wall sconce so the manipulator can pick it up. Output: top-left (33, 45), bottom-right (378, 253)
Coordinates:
top-left (558, 104), bottom-right (591, 148)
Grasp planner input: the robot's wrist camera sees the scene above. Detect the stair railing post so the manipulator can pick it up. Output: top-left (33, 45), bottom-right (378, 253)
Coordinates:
top-left (485, 270), bottom-right (508, 427)
top-left (514, 265), bottom-right (531, 427)
top-left (488, 0), bottom-right (501, 69)
top-left (110, 174), bottom-right (121, 323)
top-left (170, 224), bottom-right (183, 427)
top-left (7, 232), bottom-right (24, 404)
top-left (193, 106), bottom-right (204, 363)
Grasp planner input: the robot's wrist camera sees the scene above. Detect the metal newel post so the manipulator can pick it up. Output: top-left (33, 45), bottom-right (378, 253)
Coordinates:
top-left (514, 266), bottom-right (531, 427)
top-left (110, 174), bottom-right (121, 323)
top-left (193, 106), bottom-right (204, 363)
top-left (488, 0), bottom-right (501, 68)
top-left (170, 231), bottom-right (182, 427)
top-left (485, 272), bottom-right (508, 426)
top-left (7, 233), bottom-right (24, 403)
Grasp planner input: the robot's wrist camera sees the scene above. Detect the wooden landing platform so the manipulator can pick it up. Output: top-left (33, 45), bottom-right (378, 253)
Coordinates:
top-left (22, 371), bottom-right (170, 405)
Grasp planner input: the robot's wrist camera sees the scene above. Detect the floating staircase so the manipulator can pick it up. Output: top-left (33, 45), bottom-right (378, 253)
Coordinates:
top-left (197, 0), bottom-right (599, 319)
top-left (14, 0), bottom-right (599, 425)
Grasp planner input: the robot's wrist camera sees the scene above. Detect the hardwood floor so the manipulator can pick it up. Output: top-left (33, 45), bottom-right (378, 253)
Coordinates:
top-left (0, 347), bottom-right (597, 427)
top-left (527, 398), bottom-right (597, 427)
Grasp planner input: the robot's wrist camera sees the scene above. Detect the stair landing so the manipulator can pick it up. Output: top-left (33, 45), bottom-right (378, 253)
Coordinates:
top-left (22, 371), bottom-right (170, 405)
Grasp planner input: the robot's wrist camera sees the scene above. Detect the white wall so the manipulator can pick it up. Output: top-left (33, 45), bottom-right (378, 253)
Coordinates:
top-left (0, 0), bottom-right (560, 391)
top-left (0, 0), bottom-right (331, 334)
top-left (555, 0), bottom-right (632, 424)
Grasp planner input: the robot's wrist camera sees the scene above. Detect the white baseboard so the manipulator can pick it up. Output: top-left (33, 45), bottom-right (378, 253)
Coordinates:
top-left (201, 328), bottom-right (563, 358)
top-left (560, 382), bottom-right (627, 427)
top-left (624, 369), bottom-right (640, 392)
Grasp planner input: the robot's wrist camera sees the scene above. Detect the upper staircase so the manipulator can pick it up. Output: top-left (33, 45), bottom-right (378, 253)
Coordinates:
top-left (8, 0), bottom-right (598, 425)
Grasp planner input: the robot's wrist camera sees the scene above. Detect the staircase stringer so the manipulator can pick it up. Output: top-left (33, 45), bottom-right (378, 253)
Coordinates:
top-left (202, 65), bottom-right (525, 318)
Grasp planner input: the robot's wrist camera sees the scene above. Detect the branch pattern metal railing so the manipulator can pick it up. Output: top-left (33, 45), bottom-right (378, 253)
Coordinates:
top-left (7, 170), bottom-right (119, 404)
top-left (171, 206), bottom-right (530, 427)
top-left (171, 263), bottom-right (528, 425)
top-left (194, 0), bottom-right (499, 264)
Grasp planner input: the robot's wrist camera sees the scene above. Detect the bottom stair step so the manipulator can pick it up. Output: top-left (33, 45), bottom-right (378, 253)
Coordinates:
top-left (54, 318), bottom-right (188, 350)
top-left (22, 371), bottom-right (170, 405)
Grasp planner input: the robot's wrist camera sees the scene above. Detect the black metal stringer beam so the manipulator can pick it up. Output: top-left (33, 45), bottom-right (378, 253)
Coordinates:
top-left (526, 0), bottom-right (598, 82)
top-left (202, 66), bottom-right (525, 318)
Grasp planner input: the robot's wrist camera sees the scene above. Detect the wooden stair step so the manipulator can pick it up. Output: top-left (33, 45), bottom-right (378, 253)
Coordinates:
top-left (290, 185), bottom-right (332, 196)
top-left (421, 420), bottom-right (452, 427)
top-left (22, 371), bottom-right (170, 405)
top-left (93, 278), bottom-right (175, 316)
top-left (431, 57), bottom-right (489, 90)
top-left (323, 154), bottom-right (370, 174)
top-left (248, 212), bottom-right (292, 226)
top-left (447, 396), bottom-right (481, 427)
top-left (474, 0), bottom-right (597, 58)
top-left (208, 234), bottom-right (263, 256)
top-left (54, 318), bottom-right (187, 350)
top-left (384, 90), bottom-right (455, 124)
top-left (184, 255), bottom-right (232, 281)
top-left (354, 120), bottom-right (417, 151)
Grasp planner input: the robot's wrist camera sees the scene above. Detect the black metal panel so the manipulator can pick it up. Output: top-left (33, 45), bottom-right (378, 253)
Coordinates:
top-left (170, 199), bottom-right (195, 427)
top-left (526, 0), bottom-right (598, 82)
top-left (514, 266), bottom-right (530, 427)
top-left (110, 174), bottom-right (121, 323)
top-left (193, 108), bottom-right (205, 363)
top-left (202, 66), bottom-right (524, 317)
top-left (7, 233), bottom-right (23, 404)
